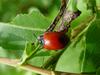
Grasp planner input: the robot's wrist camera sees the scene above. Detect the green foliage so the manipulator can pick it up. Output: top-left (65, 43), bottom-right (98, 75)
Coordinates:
top-left (11, 9), bottom-right (51, 29)
top-left (55, 0), bottom-right (100, 74)
top-left (0, 23), bottom-right (34, 50)
top-left (0, 0), bottom-right (58, 22)
top-left (55, 17), bottom-right (100, 73)
top-left (0, 0), bottom-right (100, 75)
top-left (0, 9), bottom-right (51, 50)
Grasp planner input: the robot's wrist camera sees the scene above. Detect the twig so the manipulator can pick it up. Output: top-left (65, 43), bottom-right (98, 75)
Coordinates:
top-left (41, 50), bottom-right (64, 69)
top-left (58, 10), bottom-right (81, 32)
top-left (46, 0), bottom-right (68, 32)
top-left (0, 57), bottom-right (53, 75)
top-left (0, 57), bottom-right (96, 75)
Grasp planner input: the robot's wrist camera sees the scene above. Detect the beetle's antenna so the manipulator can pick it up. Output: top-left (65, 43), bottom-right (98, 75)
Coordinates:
top-left (33, 32), bottom-right (38, 40)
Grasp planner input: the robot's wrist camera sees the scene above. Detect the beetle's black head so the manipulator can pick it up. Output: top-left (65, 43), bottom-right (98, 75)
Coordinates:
top-left (38, 35), bottom-right (44, 45)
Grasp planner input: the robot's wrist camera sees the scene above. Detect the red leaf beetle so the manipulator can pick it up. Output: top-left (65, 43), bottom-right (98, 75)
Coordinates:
top-left (38, 31), bottom-right (69, 50)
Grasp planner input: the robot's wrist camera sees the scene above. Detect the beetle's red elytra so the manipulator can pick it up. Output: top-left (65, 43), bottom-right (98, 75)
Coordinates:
top-left (41, 32), bottom-right (69, 50)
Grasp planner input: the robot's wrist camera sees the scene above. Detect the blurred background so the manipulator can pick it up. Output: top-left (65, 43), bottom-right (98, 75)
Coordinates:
top-left (0, 0), bottom-right (60, 22)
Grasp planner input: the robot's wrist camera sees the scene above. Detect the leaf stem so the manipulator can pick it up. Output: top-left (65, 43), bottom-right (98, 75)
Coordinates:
top-left (20, 44), bottom-right (41, 64)
top-left (0, 58), bottom-right (53, 75)
top-left (41, 50), bottom-right (64, 69)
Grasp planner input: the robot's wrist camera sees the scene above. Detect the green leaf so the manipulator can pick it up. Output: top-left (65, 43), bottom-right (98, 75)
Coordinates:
top-left (0, 10), bottom-right (53, 68)
top-left (67, 0), bottom-right (78, 12)
top-left (96, 0), bottom-right (100, 7)
top-left (71, 0), bottom-right (95, 28)
top-left (77, 0), bottom-right (96, 12)
top-left (20, 41), bottom-right (52, 65)
top-left (85, 19), bottom-right (100, 71)
top-left (0, 10), bottom-right (52, 50)
top-left (11, 9), bottom-right (51, 29)
top-left (0, 10), bottom-right (51, 50)
top-left (77, 0), bottom-right (87, 12)
top-left (35, 50), bottom-right (51, 57)
top-left (0, 23), bottom-right (43, 50)
top-left (24, 42), bottom-right (36, 55)
top-left (71, 10), bottom-right (92, 28)
top-left (96, 67), bottom-right (100, 75)
top-left (28, 56), bottom-right (50, 67)
top-left (55, 18), bottom-right (100, 73)
top-left (55, 34), bottom-right (87, 73)
top-left (19, 41), bottom-right (40, 64)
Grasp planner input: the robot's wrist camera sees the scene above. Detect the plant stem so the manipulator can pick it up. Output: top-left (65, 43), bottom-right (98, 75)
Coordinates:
top-left (58, 10), bottom-right (81, 32)
top-left (0, 57), bottom-right (95, 75)
top-left (41, 50), bottom-right (64, 69)
top-left (20, 44), bottom-right (41, 65)
top-left (0, 58), bottom-right (53, 75)
top-left (46, 0), bottom-right (68, 32)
